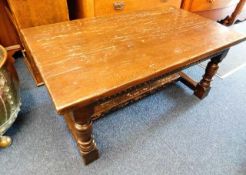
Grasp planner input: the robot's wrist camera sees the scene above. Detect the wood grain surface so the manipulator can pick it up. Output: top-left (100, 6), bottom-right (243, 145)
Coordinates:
top-left (21, 6), bottom-right (246, 114)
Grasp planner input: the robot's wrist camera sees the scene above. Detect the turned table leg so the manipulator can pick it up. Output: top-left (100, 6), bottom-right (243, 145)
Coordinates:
top-left (194, 50), bottom-right (229, 99)
top-left (72, 106), bottom-right (99, 165)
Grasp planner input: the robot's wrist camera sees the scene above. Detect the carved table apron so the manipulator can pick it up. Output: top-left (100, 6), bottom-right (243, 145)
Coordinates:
top-left (20, 6), bottom-right (246, 165)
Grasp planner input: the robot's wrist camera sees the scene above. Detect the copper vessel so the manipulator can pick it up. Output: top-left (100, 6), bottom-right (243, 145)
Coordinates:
top-left (0, 45), bottom-right (20, 148)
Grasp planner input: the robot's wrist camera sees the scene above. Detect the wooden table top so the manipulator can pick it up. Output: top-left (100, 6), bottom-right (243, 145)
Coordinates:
top-left (21, 6), bottom-right (246, 114)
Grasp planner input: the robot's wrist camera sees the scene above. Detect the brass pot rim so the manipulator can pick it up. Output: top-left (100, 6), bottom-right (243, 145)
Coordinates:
top-left (0, 45), bottom-right (7, 68)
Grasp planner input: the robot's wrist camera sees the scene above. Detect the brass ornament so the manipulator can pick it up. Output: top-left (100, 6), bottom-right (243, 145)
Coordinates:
top-left (0, 45), bottom-right (21, 148)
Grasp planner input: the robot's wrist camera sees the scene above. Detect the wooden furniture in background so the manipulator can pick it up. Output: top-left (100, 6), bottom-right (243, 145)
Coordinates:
top-left (222, 0), bottom-right (246, 25)
top-left (0, 0), bottom-right (21, 58)
top-left (68, 0), bottom-right (182, 18)
top-left (6, 0), bottom-right (70, 86)
top-left (181, 0), bottom-right (246, 23)
top-left (236, 0), bottom-right (246, 21)
top-left (21, 6), bottom-right (246, 165)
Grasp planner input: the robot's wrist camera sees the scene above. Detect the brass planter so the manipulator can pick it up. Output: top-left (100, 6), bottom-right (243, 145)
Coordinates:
top-left (0, 45), bottom-right (20, 148)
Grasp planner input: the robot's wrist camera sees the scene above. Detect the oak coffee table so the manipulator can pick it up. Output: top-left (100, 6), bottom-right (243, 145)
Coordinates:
top-left (21, 6), bottom-right (246, 165)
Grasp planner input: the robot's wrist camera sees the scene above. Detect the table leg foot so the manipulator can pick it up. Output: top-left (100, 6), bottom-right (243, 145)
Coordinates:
top-left (72, 106), bottom-right (99, 165)
top-left (194, 85), bottom-right (211, 99)
top-left (194, 49), bottom-right (229, 99)
top-left (81, 146), bottom-right (99, 165)
top-left (74, 122), bottom-right (99, 165)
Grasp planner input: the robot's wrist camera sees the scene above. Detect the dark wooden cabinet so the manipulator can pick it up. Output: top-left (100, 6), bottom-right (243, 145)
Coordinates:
top-left (0, 0), bottom-right (20, 53)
